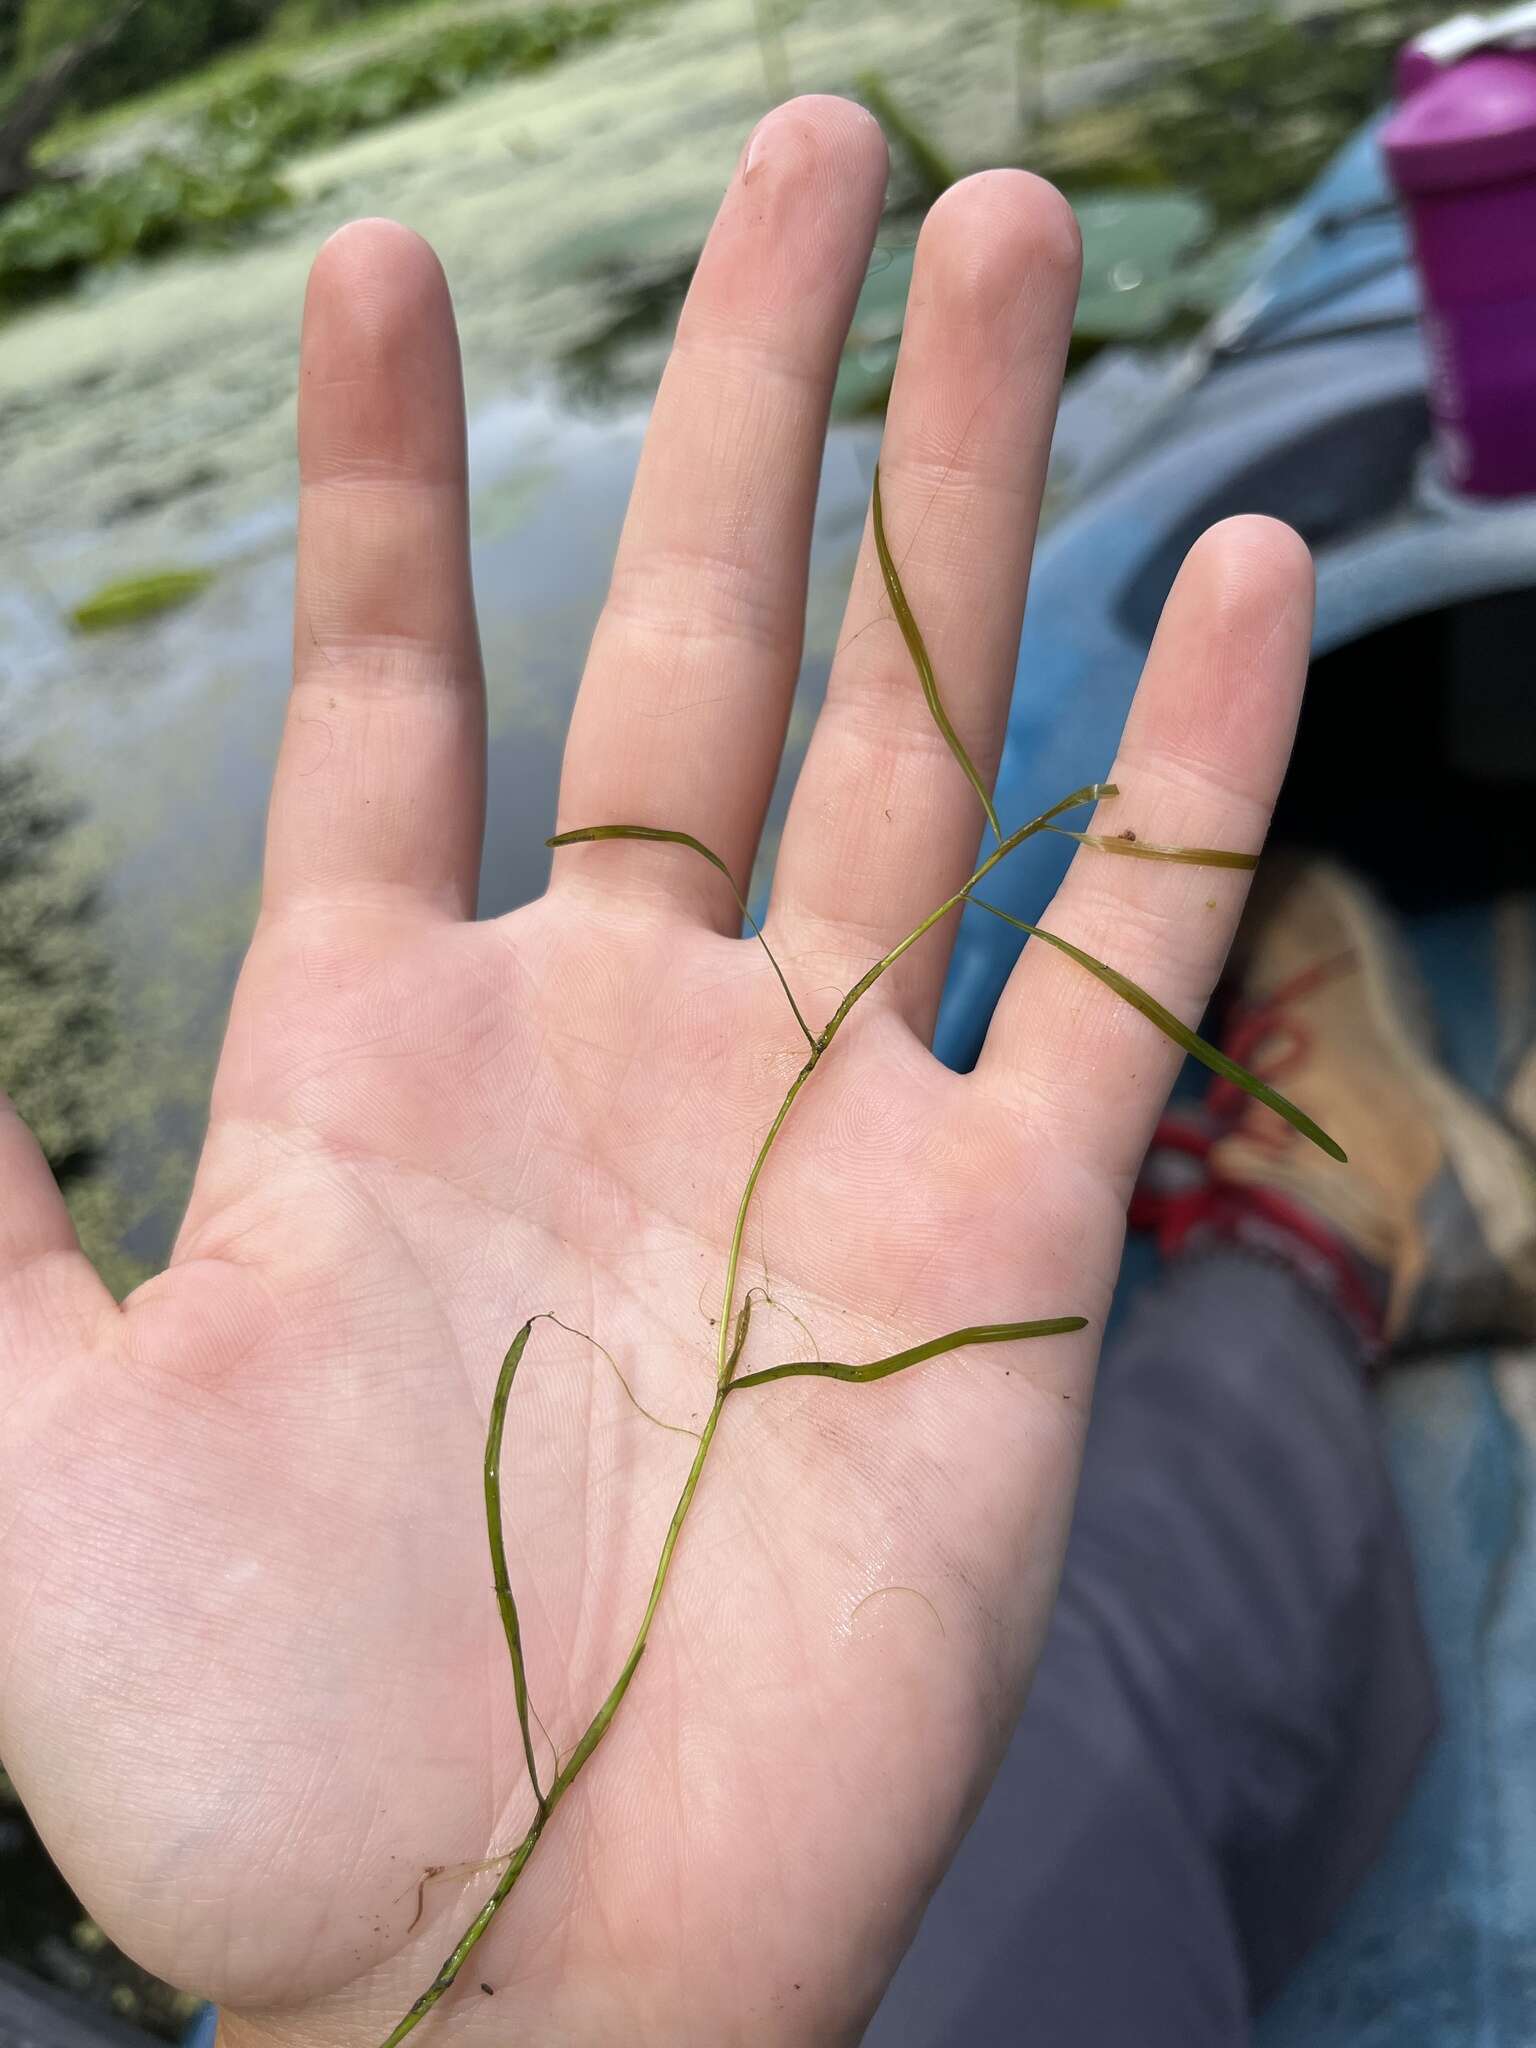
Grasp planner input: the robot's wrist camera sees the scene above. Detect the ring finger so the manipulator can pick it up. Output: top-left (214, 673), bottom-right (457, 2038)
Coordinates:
top-left (767, 170), bottom-right (1082, 1038)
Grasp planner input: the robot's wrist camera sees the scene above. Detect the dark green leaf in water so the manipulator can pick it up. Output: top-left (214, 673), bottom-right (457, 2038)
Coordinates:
top-left (548, 824), bottom-right (814, 1047)
top-left (969, 898), bottom-right (1346, 1161)
top-left (69, 568), bottom-right (214, 633)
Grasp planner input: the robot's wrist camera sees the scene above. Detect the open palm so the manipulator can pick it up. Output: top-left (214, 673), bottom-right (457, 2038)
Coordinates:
top-left (0, 100), bottom-right (1311, 2047)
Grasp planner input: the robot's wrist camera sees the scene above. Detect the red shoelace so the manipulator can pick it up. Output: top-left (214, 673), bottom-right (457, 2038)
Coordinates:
top-left (1130, 949), bottom-right (1384, 1347)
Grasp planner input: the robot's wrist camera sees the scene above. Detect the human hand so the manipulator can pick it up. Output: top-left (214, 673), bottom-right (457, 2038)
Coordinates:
top-left (0, 97), bottom-right (1311, 2046)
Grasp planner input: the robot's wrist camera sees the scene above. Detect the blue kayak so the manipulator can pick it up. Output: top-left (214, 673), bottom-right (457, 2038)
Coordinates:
top-left (929, 119), bottom-right (1536, 2046)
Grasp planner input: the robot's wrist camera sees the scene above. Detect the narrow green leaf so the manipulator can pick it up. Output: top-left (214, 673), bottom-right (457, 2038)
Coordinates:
top-left (969, 898), bottom-right (1347, 1162)
top-left (484, 1320), bottom-right (547, 1817)
top-left (871, 463), bottom-right (1003, 844)
top-left (1047, 827), bottom-right (1258, 869)
top-left (727, 1317), bottom-right (1088, 1393)
top-left (549, 824), bottom-right (814, 1048)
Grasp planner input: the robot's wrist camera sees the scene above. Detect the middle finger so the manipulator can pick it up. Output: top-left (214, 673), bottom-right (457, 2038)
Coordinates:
top-left (552, 96), bottom-right (888, 932)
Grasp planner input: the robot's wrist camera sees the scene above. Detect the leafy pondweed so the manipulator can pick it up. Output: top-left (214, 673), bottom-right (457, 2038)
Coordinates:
top-left (378, 477), bottom-right (1341, 2043)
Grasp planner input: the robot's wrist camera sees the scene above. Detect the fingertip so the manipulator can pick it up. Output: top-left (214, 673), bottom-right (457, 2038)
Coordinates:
top-left (1176, 515), bottom-right (1316, 636)
top-left (922, 167), bottom-right (1082, 280)
top-left (303, 221), bottom-right (455, 380)
top-left (299, 219), bottom-right (465, 487)
top-left (742, 92), bottom-right (888, 183)
top-left (722, 94), bottom-right (888, 304)
top-left (307, 216), bottom-right (449, 315)
top-left (914, 171), bottom-right (1082, 350)
top-left (1127, 516), bottom-right (1314, 802)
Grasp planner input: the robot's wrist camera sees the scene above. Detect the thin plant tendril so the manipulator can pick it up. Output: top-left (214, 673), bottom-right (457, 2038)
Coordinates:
top-left (549, 823), bottom-right (815, 1048)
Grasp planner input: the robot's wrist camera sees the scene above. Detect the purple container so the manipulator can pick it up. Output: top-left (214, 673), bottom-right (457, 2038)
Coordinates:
top-left (1383, 47), bottom-right (1536, 496)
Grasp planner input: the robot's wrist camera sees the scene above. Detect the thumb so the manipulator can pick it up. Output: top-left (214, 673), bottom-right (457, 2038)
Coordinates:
top-left (0, 1094), bottom-right (115, 1371)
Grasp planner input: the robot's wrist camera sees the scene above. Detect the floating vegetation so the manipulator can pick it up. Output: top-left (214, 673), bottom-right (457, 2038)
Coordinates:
top-left (0, 756), bottom-right (117, 1190)
top-left (379, 470), bottom-right (1340, 2039)
top-left (68, 566), bottom-right (214, 633)
top-left (0, 149), bottom-right (289, 306)
top-left (1065, 0), bottom-right (1436, 225)
top-left (0, 0), bottom-right (651, 307)
top-left (0, 753), bottom-right (151, 1300)
top-left (832, 0), bottom-right (1435, 409)
top-left (0, 760), bottom-right (247, 2022)
top-left (197, 2), bottom-right (646, 168)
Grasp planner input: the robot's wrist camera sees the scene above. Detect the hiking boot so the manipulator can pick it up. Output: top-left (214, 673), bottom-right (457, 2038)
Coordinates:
top-left (1494, 896), bottom-right (1536, 1143)
top-left (1132, 859), bottom-right (1536, 1356)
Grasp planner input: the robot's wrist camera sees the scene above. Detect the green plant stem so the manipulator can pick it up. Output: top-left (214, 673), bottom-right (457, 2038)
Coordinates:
top-left (381, 781), bottom-right (1115, 2041)
top-left (751, 0), bottom-right (791, 102)
top-left (485, 1321), bottom-right (546, 1818)
top-left (383, 475), bottom-right (1344, 2041)
top-left (379, 1384), bottom-right (732, 2045)
top-left (710, 779), bottom-right (1113, 1396)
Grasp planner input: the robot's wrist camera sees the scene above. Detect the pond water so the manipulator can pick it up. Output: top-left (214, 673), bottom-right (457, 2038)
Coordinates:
top-left (0, 0), bottom-right (1170, 1283)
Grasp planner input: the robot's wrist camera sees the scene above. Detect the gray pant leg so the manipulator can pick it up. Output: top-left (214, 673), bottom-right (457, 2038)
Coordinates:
top-left (864, 1254), bottom-right (1437, 2048)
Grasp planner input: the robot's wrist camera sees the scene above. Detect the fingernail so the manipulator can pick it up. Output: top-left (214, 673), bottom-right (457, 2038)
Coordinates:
top-left (742, 112), bottom-right (775, 183)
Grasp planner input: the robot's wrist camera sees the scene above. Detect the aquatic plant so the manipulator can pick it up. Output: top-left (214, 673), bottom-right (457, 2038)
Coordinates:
top-left (750, 0), bottom-right (792, 105)
top-left (0, 2), bottom-right (22, 78)
top-left (68, 566), bottom-right (214, 632)
top-left (1112, 0), bottom-right (1436, 224)
top-left (0, 751), bottom-right (147, 1296)
top-left (270, 0), bottom-right (455, 31)
top-left (0, 146), bottom-right (287, 302)
top-left (378, 469), bottom-right (1339, 2040)
top-left (0, 0), bottom-right (648, 306)
top-left (16, 0), bottom-right (270, 114)
top-left (199, 2), bottom-right (645, 168)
